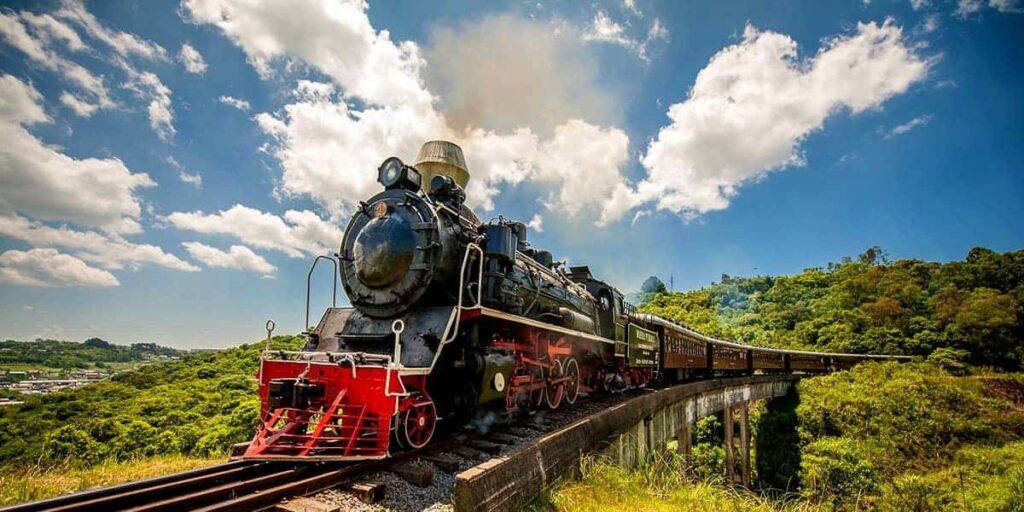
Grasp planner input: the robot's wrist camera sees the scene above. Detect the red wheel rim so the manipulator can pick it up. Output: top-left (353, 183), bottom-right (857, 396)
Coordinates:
top-left (402, 400), bottom-right (436, 449)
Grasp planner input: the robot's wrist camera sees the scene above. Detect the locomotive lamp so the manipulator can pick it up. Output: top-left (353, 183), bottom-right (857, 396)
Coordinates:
top-left (429, 174), bottom-right (466, 203)
top-left (377, 157), bottom-right (422, 191)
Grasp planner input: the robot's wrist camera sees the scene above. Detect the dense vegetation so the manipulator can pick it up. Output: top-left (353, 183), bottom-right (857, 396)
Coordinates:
top-left (543, 363), bottom-right (1024, 511)
top-left (795, 363), bottom-right (1024, 509)
top-left (0, 336), bottom-right (303, 468)
top-left (642, 247), bottom-right (1024, 370)
top-left (0, 338), bottom-right (184, 371)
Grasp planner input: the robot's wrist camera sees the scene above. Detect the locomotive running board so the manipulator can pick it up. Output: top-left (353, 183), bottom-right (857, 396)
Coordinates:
top-left (459, 306), bottom-right (616, 346)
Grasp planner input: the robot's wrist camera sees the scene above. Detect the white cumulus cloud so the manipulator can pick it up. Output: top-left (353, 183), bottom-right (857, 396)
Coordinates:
top-left (167, 204), bottom-right (342, 258)
top-left (884, 114), bottom-right (933, 139)
top-left (624, 20), bottom-right (930, 220)
top-left (188, 3), bottom-right (633, 225)
top-left (55, 0), bottom-right (167, 60)
top-left (178, 42), bottom-right (207, 74)
top-left (219, 95), bottom-right (250, 111)
top-left (527, 214), bottom-right (544, 233)
top-left (58, 91), bottom-right (99, 116)
top-left (118, 61), bottom-right (175, 141)
top-left (182, 242), bottom-right (276, 276)
top-left (166, 156), bottom-right (203, 188)
top-left (0, 10), bottom-right (113, 111)
top-left (0, 74), bottom-right (156, 234)
top-left (462, 120), bottom-right (631, 220)
top-left (0, 214), bottom-right (199, 272)
top-left (254, 81), bottom-right (445, 215)
top-left (0, 248), bottom-right (120, 287)
top-left (182, 0), bottom-right (431, 109)
top-left (19, 11), bottom-right (85, 51)
top-left (581, 10), bottom-right (668, 61)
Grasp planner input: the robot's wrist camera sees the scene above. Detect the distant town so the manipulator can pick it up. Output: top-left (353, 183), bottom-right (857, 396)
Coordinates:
top-left (0, 338), bottom-right (217, 402)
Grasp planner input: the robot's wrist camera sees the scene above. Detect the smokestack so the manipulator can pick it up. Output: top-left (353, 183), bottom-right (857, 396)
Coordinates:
top-left (414, 140), bottom-right (470, 189)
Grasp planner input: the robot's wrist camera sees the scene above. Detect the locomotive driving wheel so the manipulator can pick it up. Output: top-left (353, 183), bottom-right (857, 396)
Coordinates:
top-left (563, 358), bottom-right (580, 404)
top-left (545, 359), bottom-right (564, 409)
top-left (401, 394), bottom-right (436, 449)
top-left (529, 364), bottom-right (546, 408)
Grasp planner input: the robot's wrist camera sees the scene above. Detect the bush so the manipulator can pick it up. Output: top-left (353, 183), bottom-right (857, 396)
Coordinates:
top-left (927, 347), bottom-right (971, 375)
top-left (44, 426), bottom-right (107, 464)
top-left (796, 362), bottom-right (1023, 474)
top-left (801, 437), bottom-right (879, 507)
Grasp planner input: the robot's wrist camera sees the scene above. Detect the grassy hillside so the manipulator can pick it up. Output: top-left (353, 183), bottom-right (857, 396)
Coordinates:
top-left (641, 247), bottom-right (1024, 370)
top-left (796, 363), bottom-right (1024, 509)
top-left (0, 335), bottom-right (303, 468)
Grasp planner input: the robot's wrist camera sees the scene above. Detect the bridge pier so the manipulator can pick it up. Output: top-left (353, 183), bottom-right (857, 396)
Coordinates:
top-left (675, 423), bottom-right (692, 473)
top-left (724, 402), bottom-right (751, 487)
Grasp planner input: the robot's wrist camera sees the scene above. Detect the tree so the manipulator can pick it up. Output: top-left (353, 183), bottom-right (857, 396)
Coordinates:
top-left (641, 276), bottom-right (667, 294)
top-left (83, 338), bottom-right (111, 349)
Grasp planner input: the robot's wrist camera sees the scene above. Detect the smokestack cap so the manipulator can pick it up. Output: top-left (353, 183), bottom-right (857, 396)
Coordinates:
top-left (414, 140), bottom-right (470, 189)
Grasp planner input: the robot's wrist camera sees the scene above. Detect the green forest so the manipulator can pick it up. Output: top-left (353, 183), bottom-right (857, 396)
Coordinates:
top-left (0, 338), bottom-right (185, 371)
top-left (641, 246), bottom-right (1024, 371)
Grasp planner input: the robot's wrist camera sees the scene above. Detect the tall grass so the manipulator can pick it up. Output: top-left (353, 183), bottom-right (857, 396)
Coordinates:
top-left (537, 454), bottom-right (818, 512)
top-left (0, 455), bottom-right (222, 506)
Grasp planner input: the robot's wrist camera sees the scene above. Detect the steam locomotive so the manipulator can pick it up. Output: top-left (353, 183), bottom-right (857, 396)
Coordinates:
top-left (244, 141), bottom-right (906, 460)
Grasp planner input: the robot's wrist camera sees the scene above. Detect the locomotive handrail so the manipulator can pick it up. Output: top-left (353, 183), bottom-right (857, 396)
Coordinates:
top-left (389, 243), bottom-right (484, 377)
top-left (442, 242), bottom-right (483, 345)
top-left (304, 255), bottom-right (338, 332)
top-left (391, 319), bottom-right (405, 370)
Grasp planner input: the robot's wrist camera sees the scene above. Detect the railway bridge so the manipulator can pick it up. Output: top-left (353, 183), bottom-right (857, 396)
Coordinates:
top-left (453, 375), bottom-right (799, 512)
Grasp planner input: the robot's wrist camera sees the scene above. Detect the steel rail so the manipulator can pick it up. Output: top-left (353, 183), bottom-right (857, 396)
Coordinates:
top-left (0, 460), bottom-right (265, 512)
top-left (4, 432), bottom-right (470, 512)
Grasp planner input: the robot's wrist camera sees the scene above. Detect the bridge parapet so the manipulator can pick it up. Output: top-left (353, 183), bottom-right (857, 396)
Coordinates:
top-left (453, 375), bottom-right (798, 512)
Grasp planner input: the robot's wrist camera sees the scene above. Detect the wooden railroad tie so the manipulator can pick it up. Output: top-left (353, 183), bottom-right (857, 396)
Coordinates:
top-left (275, 497), bottom-right (340, 512)
top-left (468, 440), bottom-right (503, 455)
top-left (345, 482), bottom-right (385, 504)
top-left (451, 446), bottom-right (485, 460)
top-left (392, 462), bottom-right (434, 487)
top-left (486, 433), bottom-right (519, 445)
top-left (422, 453), bottom-right (462, 473)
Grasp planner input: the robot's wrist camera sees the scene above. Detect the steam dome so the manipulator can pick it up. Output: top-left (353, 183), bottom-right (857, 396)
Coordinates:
top-left (414, 140), bottom-right (470, 189)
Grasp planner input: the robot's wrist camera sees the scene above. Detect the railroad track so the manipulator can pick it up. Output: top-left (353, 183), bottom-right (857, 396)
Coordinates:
top-left (2, 389), bottom-right (647, 512)
top-left (0, 458), bottom-right (371, 512)
top-left (1, 435), bottom-right (479, 512)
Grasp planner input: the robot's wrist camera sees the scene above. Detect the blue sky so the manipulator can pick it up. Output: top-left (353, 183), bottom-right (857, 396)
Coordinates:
top-left (0, 0), bottom-right (1021, 348)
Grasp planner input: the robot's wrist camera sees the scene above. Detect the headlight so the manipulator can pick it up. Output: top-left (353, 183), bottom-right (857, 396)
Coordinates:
top-left (377, 157), bottom-right (423, 191)
top-left (378, 157), bottom-right (404, 188)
